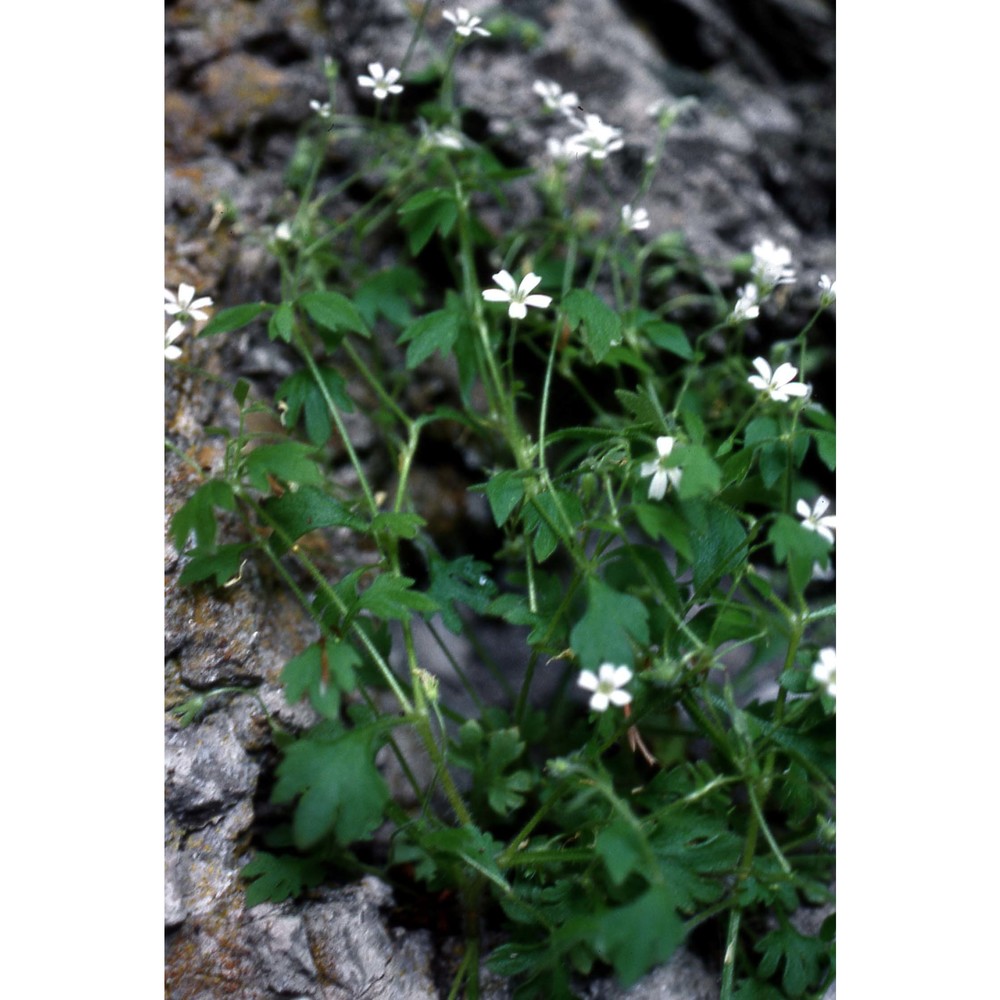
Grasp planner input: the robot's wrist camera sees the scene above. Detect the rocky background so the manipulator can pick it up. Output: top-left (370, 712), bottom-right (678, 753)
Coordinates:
top-left (165, 1), bottom-right (835, 996)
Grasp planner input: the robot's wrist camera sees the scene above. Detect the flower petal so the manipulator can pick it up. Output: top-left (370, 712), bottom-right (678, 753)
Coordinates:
top-left (589, 692), bottom-right (610, 712)
top-left (577, 670), bottom-right (599, 691)
top-left (813, 496), bottom-right (830, 517)
top-left (518, 272), bottom-right (542, 295)
top-left (491, 270), bottom-right (517, 293)
top-left (508, 301), bottom-right (528, 320)
top-left (751, 357), bottom-right (772, 380)
top-left (523, 294), bottom-right (552, 309)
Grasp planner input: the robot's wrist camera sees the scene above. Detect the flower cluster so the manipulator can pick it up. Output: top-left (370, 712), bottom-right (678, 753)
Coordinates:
top-left (640, 436), bottom-right (683, 500)
top-left (357, 62), bottom-right (404, 101)
top-left (578, 663), bottom-right (633, 712)
top-left (729, 238), bottom-right (797, 323)
top-left (164, 283), bottom-right (213, 360)
top-left (482, 270), bottom-right (552, 319)
top-left (751, 239), bottom-right (796, 291)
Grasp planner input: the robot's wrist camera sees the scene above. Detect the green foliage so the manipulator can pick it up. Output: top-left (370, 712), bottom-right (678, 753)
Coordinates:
top-left (272, 725), bottom-right (391, 849)
top-left (570, 576), bottom-right (650, 671)
top-left (241, 851), bottom-right (325, 906)
top-left (166, 14), bottom-right (836, 996)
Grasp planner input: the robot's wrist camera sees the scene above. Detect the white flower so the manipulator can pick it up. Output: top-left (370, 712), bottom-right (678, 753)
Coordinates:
top-left (545, 136), bottom-right (574, 162)
top-left (621, 204), bottom-right (650, 232)
top-left (730, 283), bottom-right (760, 323)
top-left (443, 6), bottom-right (490, 37)
top-left (482, 270), bottom-right (552, 319)
top-left (164, 283), bottom-right (213, 343)
top-left (751, 239), bottom-right (796, 289)
top-left (532, 79), bottom-right (579, 116)
top-left (747, 357), bottom-right (809, 403)
top-left (818, 274), bottom-right (837, 305)
top-left (566, 113), bottom-right (624, 160)
top-left (796, 496), bottom-right (837, 544)
top-left (640, 436), bottom-right (683, 500)
top-left (811, 648), bottom-right (836, 699)
top-left (357, 62), bottom-right (404, 100)
top-left (274, 221), bottom-right (293, 242)
top-left (578, 663), bottom-right (633, 712)
top-left (164, 326), bottom-right (185, 361)
top-left (309, 99), bottom-right (332, 119)
top-left (421, 123), bottom-right (464, 151)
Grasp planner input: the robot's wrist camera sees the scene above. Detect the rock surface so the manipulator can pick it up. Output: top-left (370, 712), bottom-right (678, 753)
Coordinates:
top-left (165, 0), bottom-right (834, 995)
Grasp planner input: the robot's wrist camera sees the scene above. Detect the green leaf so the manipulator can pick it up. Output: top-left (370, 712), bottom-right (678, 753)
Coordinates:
top-left (682, 500), bottom-right (748, 594)
top-left (563, 288), bottom-right (621, 363)
top-left (244, 442), bottom-right (325, 492)
top-left (370, 511), bottom-right (426, 542)
top-left (591, 885), bottom-right (684, 987)
top-left (298, 290), bottom-right (369, 339)
top-left (649, 809), bottom-right (742, 911)
top-left (276, 367), bottom-right (355, 447)
top-left (281, 639), bottom-right (360, 719)
top-left (268, 301), bottom-right (295, 342)
top-left (768, 514), bottom-right (832, 565)
top-left (595, 819), bottom-right (647, 887)
top-left (177, 543), bottom-right (250, 587)
top-left (262, 485), bottom-right (366, 556)
top-left (523, 489), bottom-right (583, 562)
top-left (397, 308), bottom-right (460, 368)
top-left (170, 479), bottom-right (236, 551)
top-left (755, 921), bottom-right (828, 996)
top-left (198, 302), bottom-right (271, 338)
top-left (641, 319), bottom-right (693, 359)
top-left (570, 577), bottom-right (650, 671)
top-left (744, 416), bottom-right (779, 447)
top-left (272, 728), bottom-right (391, 848)
top-left (813, 429), bottom-right (836, 470)
top-left (426, 554), bottom-right (497, 633)
top-left (674, 444), bottom-right (721, 499)
top-left (354, 266), bottom-right (423, 328)
top-left (482, 470), bottom-right (526, 528)
top-left (632, 503), bottom-right (693, 562)
top-left (398, 187), bottom-right (458, 255)
top-left (614, 386), bottom-right (660, 426)
top-left (241, 851), bottom-right (324, 906)
top-left (355, 574), bottom-right (439, 622)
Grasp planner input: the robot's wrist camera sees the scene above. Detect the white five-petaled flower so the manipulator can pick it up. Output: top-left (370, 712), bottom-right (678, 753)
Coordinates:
top-left (751, 239), bottom-right (796, 290)
top-left (566, 113), bottom-right (624, 160)
top-left (747, 357), bottom-right (809, 403)
top-left (730, 283), bottom-right (760, 323)
top-left (640, 436), bottom-right (683, 500)
top-left (811, 648), bottom-right (836, 699)
top-left (532, 79), bottom-right (579, 116)
top-left (818, 274), bottom-right (837, 305)
top-left (578, 663), bottom-right (633, 712)
top-left (621, 204), bottom-right (650, 232)
top-left (164, 283), bottom-right (213, 357)
top-left (443, 6), bottom-right (490, 37)
top-left (796, 496), bottom-right (837, 544)
top-left (419, 120), bottom-right (464, 151)
top-left (309, 99), bottom-right (332, 119)
top-left (482, 270), bottom-right (552, 319)
top-left (357, 62), bottom-right (404, 100)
